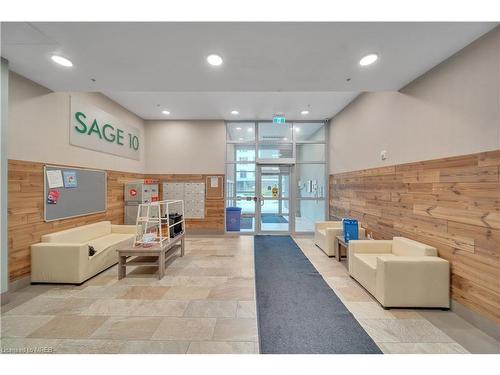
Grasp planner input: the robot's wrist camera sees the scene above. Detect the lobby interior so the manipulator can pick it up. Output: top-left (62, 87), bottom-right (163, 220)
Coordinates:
top-left (0, 20), bottom-right (499, 358)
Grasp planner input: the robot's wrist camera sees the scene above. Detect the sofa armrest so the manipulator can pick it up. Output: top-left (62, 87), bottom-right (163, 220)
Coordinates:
top-left (315, 221), bottom-right (342, 231)
top-left (349, 240), bottom-right (393, 254)
top-left (376, 256), bottom-right (450, 308)
top-left (30, 242), bottom-right (88, 283)
top-left (112, 224), bottom-right (138, 234)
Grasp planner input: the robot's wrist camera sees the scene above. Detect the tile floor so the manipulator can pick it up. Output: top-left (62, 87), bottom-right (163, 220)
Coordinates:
top-left (1, 235), bottom-right (498, 354)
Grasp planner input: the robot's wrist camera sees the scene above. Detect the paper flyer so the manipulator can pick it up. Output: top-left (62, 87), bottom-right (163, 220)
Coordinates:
top-left (63, 170), bottom-right (78, 188)
top-left (46, 169), bottom-right (64, 188)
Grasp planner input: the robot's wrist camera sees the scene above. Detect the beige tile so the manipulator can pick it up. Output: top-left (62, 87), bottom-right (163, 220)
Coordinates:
top-left (55, 339), bottom-right (124, 354)
top-left (152, 317), bottom-right (216, 341)
top-left (155, 276), bottom-right (228, 287)
top-left (379, 342), bottom-right (469, 354)
top-left (187, 341), bottom-right (258, 354)
top-left (74, 285), bottom-right (130, 299)
top-left (184, 300), bottom-right (237, 318)
top-left (324, 276), bottom-right (357, 289)
top-left (358, 319), bottom-right (455, 343)
top-left (91, 316), bottom-right (163, 340)
top-left (208, 285), bottom-right (255, 301)
top-left (131, 300), bottom-right (189, 317)
top-left (335, 286), bottom-right (374, 302)
top-left (236, 301), bottom-right (257, 318)
top-left (83, 299), bottom-right (144, 315)
top-left (344, 302), bottom-right (422, 320)
top-left (117, 286), bottom-right (170, 300)
top-left (120, 340), bottom-right (190, 354)
top-left (29, 315), bottom-right (108, 339)
top-left (163, 285), bottom-right (212, 300)
top-left (226, 277), bottom-right (255, 287)
top-left (83, 275), bottom-right (118, 287)
top-left (212, 318), bottom-right (258, 342)
top-left (1, 315), bottom-right (55, 338)
top-left (5, 297), bottom-right (97, 316)
top-left (1, 292), bottom-right (41, 314)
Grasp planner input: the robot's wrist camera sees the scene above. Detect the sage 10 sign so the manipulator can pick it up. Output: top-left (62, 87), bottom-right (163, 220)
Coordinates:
top-left (69, 97), bottom-right (141, 160)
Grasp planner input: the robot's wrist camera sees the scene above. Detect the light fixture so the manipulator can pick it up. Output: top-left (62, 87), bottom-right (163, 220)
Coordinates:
top-left (235, 127), bottom-right (242, 130)
top-left (283, 137), bottom-right (288, 141)
top-left (295, 127), bottom-right (300, 132)
top-left (300, 110), bottom-right (309, 115)
top-left (239, 137), bottom-right (244, 141)
top-left (51, 55), bottom-right (73, 67)
top-left (359, 53), bottom-right (378, 66)
top-left (162, 110), bottom-right (170, 115)
top-left (231, 110), bottom-right (239, 115)
top-left (207, 54), bottom-right (223, 66)
top-left (247, 127), bottom-right (253, 132)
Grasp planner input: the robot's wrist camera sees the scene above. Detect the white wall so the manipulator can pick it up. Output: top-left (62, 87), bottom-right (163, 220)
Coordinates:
top-left (8, 72), bottom-right (146, 173)
top-left (329, 26), bottom-right (500, 174)
top-left (1, 59), bottom-right (9, 294)
top-left (145, 120), bottom-right (226, 174)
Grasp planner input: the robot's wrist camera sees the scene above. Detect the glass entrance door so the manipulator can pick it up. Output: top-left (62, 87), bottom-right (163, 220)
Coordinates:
top-left (256, 165), bottom-right (291, 233)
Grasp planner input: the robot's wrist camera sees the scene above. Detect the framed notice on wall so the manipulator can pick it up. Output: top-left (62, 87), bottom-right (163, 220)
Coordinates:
top-left (206, 176), bottom-right (223, 199)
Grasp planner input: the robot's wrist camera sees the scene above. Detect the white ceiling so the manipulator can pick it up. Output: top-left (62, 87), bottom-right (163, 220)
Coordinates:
top-left (1, 22), bottom-right (497, 120)
top-left (104, 91), bottom-right (358, 120)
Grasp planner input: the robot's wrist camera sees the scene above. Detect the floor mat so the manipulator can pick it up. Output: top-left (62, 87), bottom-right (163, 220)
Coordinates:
top-left (254, 235), bottom-right (382, 354)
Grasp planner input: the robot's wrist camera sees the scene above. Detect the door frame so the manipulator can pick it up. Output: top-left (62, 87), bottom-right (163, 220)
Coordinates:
top-left (224, 120), bottom-right (329, 236)
top-left (255, 163), bottom-right (293, 235)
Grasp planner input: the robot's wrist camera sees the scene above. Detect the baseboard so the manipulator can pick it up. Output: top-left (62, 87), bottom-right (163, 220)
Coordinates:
top-left (1, 276), bottom-right (30, 305)
top-left (1, 289), bottom-right (10, 305)
top-left (7, 275), bottom-right (31, 293)
top-left (451, 300), bottom-right (500, 341)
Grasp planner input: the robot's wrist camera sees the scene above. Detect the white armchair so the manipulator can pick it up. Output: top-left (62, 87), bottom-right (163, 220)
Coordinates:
top-left (348, 237), bottom-right (450, 308)
top-left (314, 221), bottom-right (365, 257)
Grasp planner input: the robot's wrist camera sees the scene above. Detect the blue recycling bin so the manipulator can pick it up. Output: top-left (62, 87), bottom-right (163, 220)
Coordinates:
top-left (226, 207), bottom-right (242, 231)
top-left (343, 218), bottom-right (359, 243)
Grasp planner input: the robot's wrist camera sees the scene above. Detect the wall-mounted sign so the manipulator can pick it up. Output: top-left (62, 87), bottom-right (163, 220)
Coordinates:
top-left (273, 116), bottom-right (286, 124)
top-left (70, 97), bottom-right (141, 160)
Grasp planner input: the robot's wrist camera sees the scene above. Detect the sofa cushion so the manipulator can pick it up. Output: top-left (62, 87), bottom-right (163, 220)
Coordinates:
top-left (392, 237), bottom-right (437, 257)
top-left (88, 233), bottom-right (135, 256)
top-left (355, 253), bottom-right (397, 270)
top-left (42, 221), bottom-right (112, 244)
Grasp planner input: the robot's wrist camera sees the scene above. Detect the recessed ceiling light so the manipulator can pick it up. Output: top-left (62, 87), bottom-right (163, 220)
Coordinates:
top-left (283, 138), bottom-right (288, 141)
top-left (359, 53), bottom-right (378, 67)
top-left (300, 110), bottom-right (309, 115)
top-left (239, 137), bottom-right (244, 141)
top-left (235, 127), bottom-right (242, 130)
top-left (231, 110), bottom-right (239, 115)
top-left (51, 55), bottom-right (73, 67)
top-left (162, 110), bottom-right (170, 115)
top-left (247, 128), bottom-right (253, 132)
top-left (207, 54), bottom-right (223, 66)
top-left (295, 127), bottom-right (300, 132)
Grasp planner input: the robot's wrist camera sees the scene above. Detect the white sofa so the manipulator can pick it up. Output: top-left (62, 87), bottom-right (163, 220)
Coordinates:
top-left (348, 237), bottom-right (450, 308)
top-left (31, 221), bottom-right (137, 284)
top-left (314, 221), bottom-right (365, 257)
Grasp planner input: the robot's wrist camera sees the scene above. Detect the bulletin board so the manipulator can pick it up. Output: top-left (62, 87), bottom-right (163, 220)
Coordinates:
top-left (44, 165), bottom-right (107, 222)
top-left (206, 176), bottom-right (223, 199)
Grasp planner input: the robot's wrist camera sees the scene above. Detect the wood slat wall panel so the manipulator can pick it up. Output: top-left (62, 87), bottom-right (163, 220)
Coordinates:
top-left (7, 160), bottom-right (226, 282)
top-left (329, 150), bottom-right (500, 324)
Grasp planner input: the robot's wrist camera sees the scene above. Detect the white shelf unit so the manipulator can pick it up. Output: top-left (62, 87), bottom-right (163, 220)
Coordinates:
top-left (134, 200), bottom-right (185, 247)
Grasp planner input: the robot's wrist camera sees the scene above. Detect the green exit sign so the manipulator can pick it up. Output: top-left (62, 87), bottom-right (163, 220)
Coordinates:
top-left (273, 116), bottom-right (286, 124)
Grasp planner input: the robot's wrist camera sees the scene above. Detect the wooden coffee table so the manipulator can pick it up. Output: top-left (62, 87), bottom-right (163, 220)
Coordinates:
top-left (335, 235), bottom-right (348, 263)
top-left (117, 234), bottom-right (184, 280)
